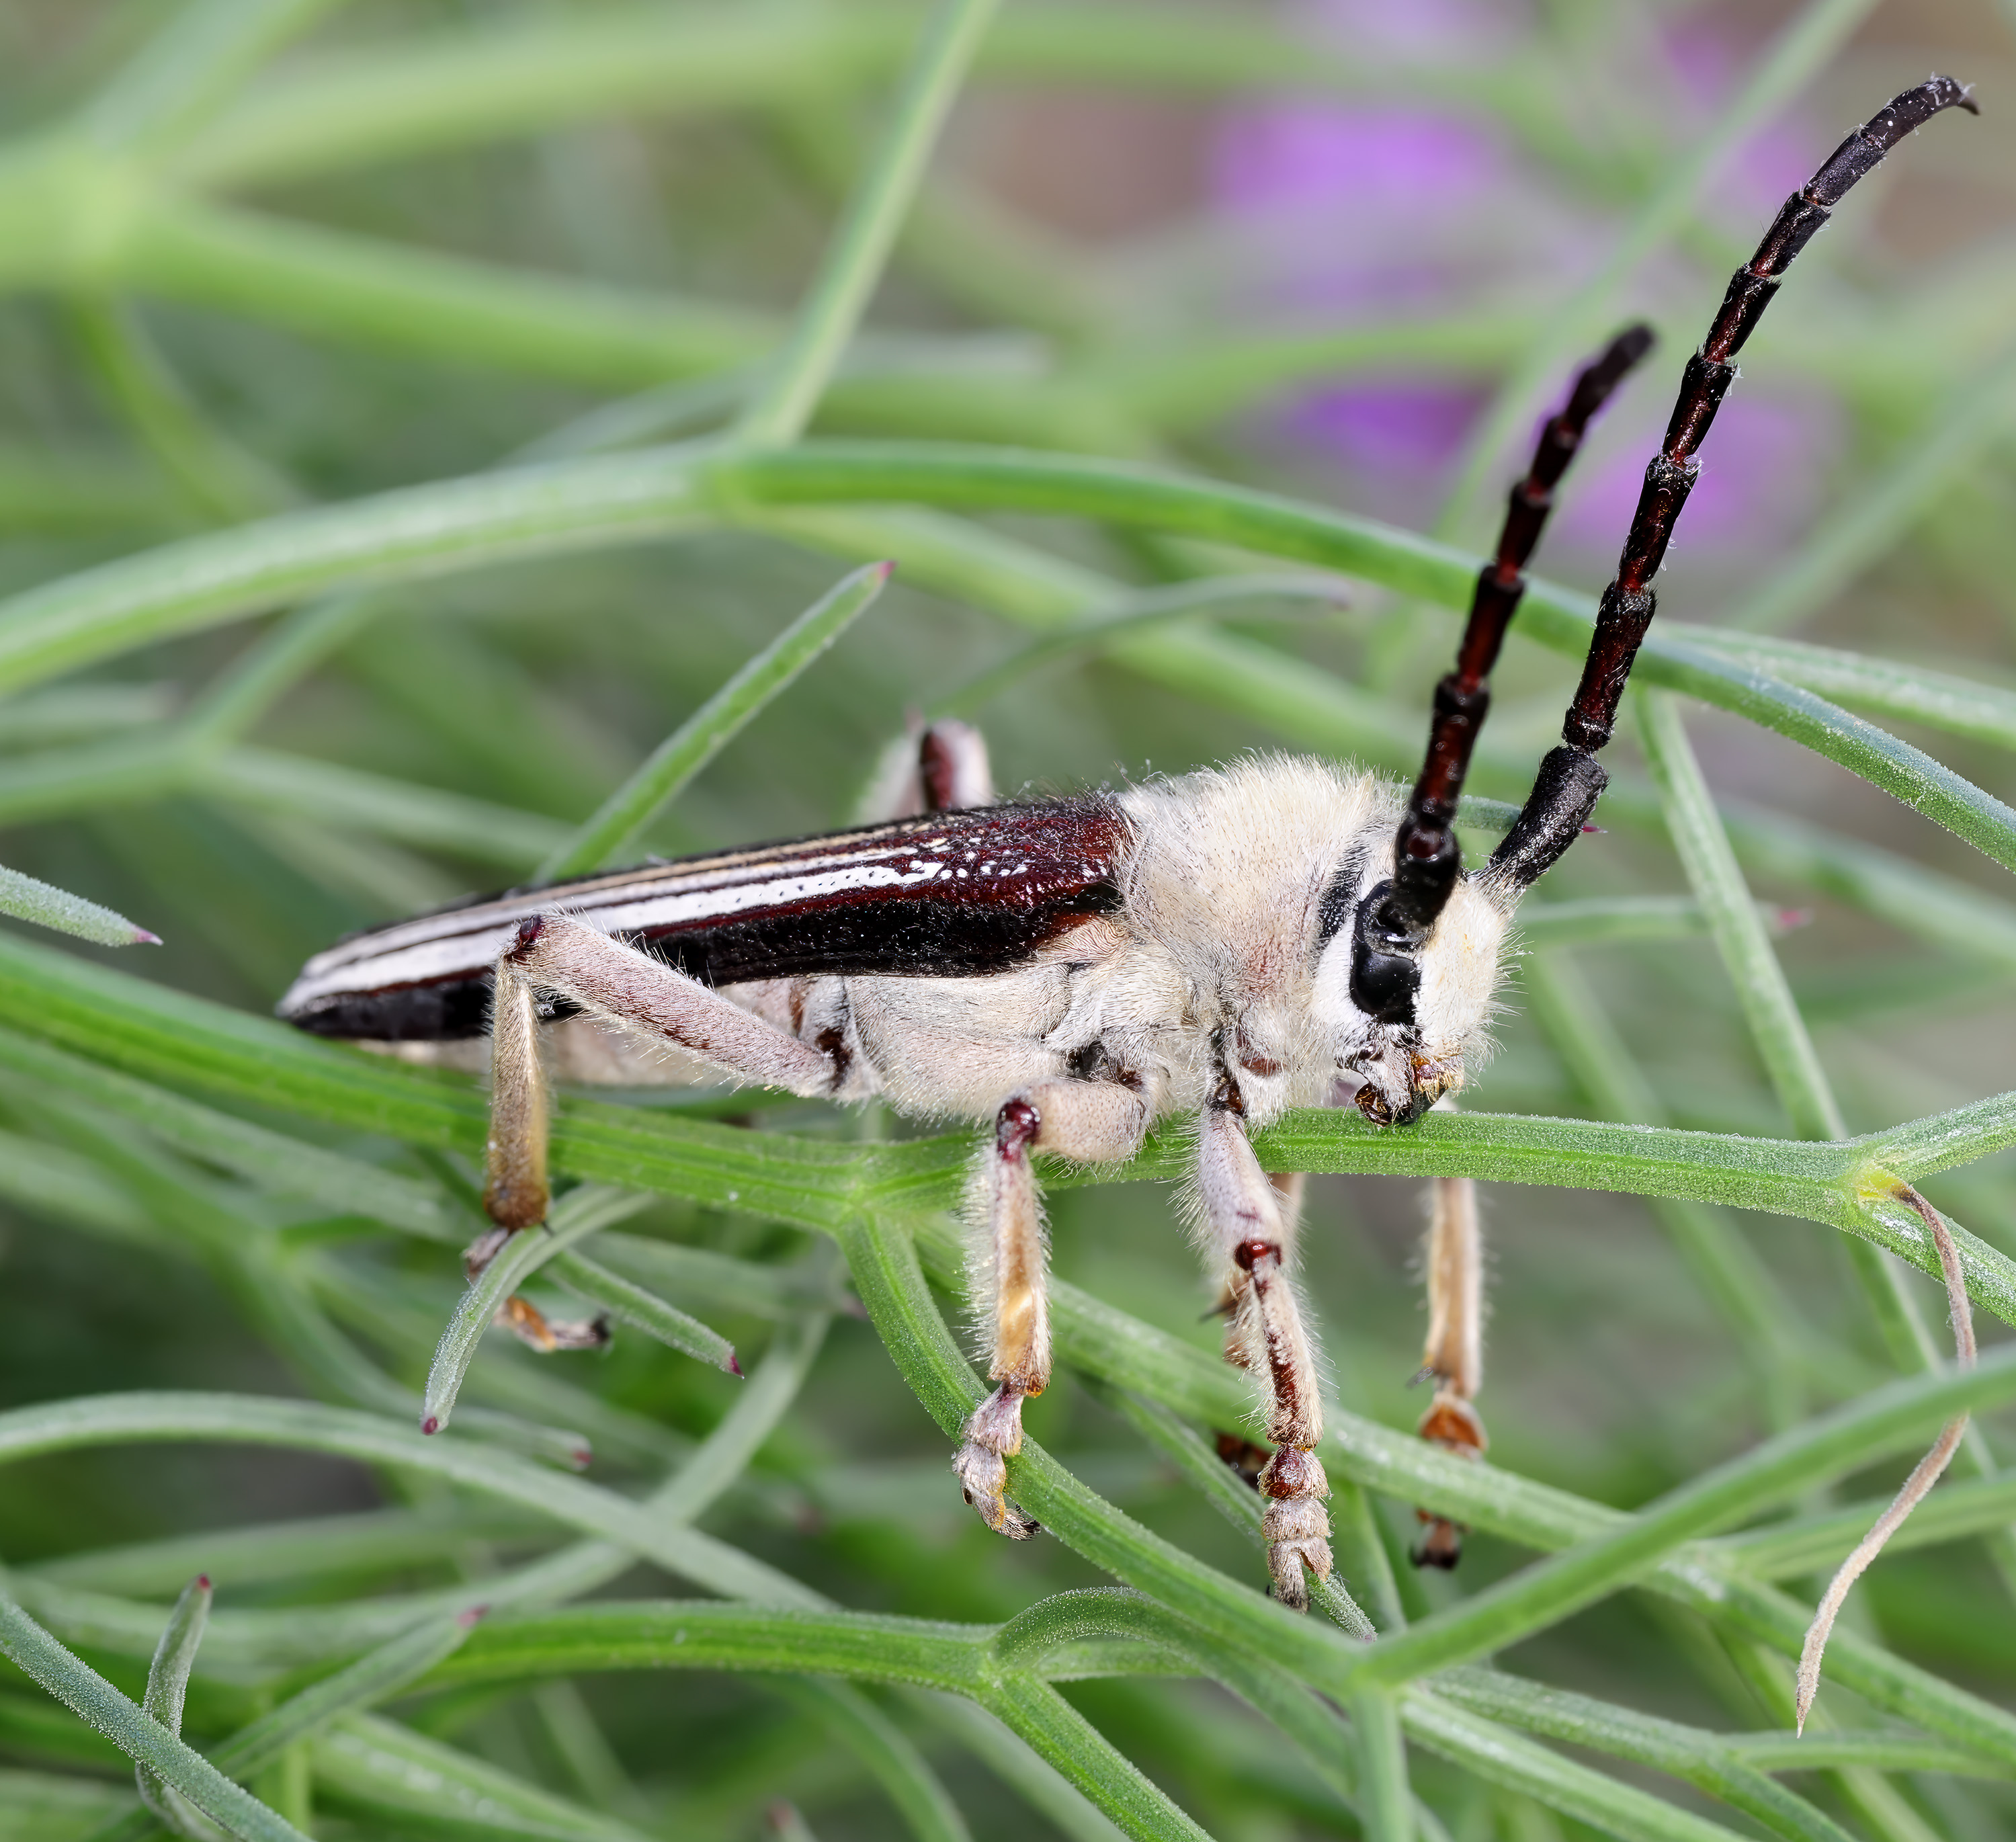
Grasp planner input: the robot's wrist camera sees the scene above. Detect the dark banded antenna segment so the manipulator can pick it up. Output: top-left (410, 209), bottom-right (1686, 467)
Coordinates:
top-left (1387, 324), bottom-right (1654, 931)
top-left (1347, 325), bottom-right (1654, 1027)
top-left (1491, 75), bottom-right (1977, 892)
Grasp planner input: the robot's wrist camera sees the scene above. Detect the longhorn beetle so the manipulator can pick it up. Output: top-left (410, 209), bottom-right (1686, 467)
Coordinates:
top-left (282, 81), bottom-right (1977, 1701)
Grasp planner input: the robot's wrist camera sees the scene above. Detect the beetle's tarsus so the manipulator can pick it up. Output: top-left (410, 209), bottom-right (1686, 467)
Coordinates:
top-left (954, 1382), bottom-right (1039, 1538)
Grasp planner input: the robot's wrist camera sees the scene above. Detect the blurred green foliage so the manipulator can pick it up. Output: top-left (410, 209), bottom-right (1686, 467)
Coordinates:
top-left (0, 1), bottom-right (2012, 1839)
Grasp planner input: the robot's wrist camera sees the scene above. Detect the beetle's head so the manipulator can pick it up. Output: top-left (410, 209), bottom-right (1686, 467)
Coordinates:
top-left (1312, 861), bottom-right (1513, 1127)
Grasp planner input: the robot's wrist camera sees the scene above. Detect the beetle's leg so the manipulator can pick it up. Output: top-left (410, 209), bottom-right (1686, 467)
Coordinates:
top-left (917, 718), bottom-right (994, 812)
top-left (1200, 1086), bottom-right (1333, 1610)
top-left (464, 944), bottom-right (608, 1352)
top-left (482, 946), bottom-right (552, 1234)
top-left (863, 716), bottom-right (996, 820)
top-left (1413, 1175), bottom-right (1486, 1567)
top-left (472, 914), bottom-right (842, 1348)
top-left (955, 1077), bottom-right (1149, 1538)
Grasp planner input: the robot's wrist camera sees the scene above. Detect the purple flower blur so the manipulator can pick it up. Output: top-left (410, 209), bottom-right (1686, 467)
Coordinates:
top-left (1207, 3), bottom-right (1838, 562)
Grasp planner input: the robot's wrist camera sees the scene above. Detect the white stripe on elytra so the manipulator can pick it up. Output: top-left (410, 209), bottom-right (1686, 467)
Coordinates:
top-left (280, 852), bottom-right (1008, 1009)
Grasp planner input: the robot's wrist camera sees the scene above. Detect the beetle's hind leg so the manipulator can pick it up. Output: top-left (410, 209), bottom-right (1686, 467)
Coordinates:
top-left (956, 1077), bottom-right (1149, 1536)
top-left (468, 914), bottom-right (843, 1353)
top-left (1412, 1175), bottom-right (1487, 1566)
top-left (862, 714), bottom-right (995, 819)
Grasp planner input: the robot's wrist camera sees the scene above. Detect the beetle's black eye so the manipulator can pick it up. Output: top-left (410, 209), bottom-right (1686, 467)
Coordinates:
top-left (1348, 880), bottom-right (1422, 1025)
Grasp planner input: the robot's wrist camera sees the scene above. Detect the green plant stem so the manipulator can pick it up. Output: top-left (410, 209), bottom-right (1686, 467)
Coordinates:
top-left (1693, 634), bottom-right (2016, 757)
top-left (839, 1199), bottom-right (2016, 1749)
top-left (0, 1026), bottom-right (450, 1239)
top-left (906, 1227), bottom-right (2016, 1768)
top-left (1519, 950), bottom-right (1810, 1425)
top-left (775, 1679), bottom-right (972, 1842)
top-left (537, 558), bottom-right (890, 876)
top-left (1099, 1386), bottom-right (1377, 1640)
top-left (81, 0), bottom-right (348, 154)
top-left (2, 933), bottom-right (2013, 1317)
top-left (1343, 1350), bottom-right (2016, 1693)
top-left (1351, 1688), bottom-right (1414, 1842)
top-left (1715, 1472), bottom-right (2016, 1579)
top-left (0, 1392), bottom-right (811, 1609)
top-left (164, 3), bottom-right (1520, 190)
top-left (0, 439), bottom-right (2006, 879)
top-left (930, 573), bottom-right (1351, 717)
top-left (313, 1710), bottom-right (656, 1842)
top-left (1429, 1669), bottom-right (1857, 1842)
top-left (417, 1594), bottom-right (1761, 1842)
top-left (732, 0), bottom-right (1001, 446)
top-left (1397, 1691), bottom-right (1742, 1842)
top-left (0, 1599), bottom-right (309, 1842)
top-left (177, 593), bottom-right (386, 749)
top-left (1638, 689), bottom-right (2016, 1593)
top-left (68, 296), bottom-right (287, 521)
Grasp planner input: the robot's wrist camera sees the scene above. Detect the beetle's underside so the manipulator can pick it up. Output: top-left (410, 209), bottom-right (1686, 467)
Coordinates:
top-left (280, 78), bottom-right (1980, 1721)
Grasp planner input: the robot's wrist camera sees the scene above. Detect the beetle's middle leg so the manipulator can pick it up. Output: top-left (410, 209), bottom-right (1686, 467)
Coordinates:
top-left (1200, 1089), bottom-right (1333, 1609)
top-left (1413, 1175), bottom-right (1486, 1566)
top-left (956, 1077), bottom-right (1148, 1536)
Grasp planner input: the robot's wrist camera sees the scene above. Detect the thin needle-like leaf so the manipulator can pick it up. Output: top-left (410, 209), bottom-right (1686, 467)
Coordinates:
top-left (546, 1251), bottom-right (737, 1372)
top-left (1350, 1688), bottom-right (1415, 1842)
top-left (93, 1611), bottom-right (489, 1842)
top-left (0, 1599), bottom-right (308, 1842)
top-left (775, 1679), bottom-right (972, 1842)
top-left (211, 1611), bottom-right (482, 1781)
top-left (732, 0), bottom-right (1002, 446)
top-left (0, 864), bottom-right (158, 947)
top-left (422, 1187), bottom-right (654, 1436)
top-left (536, 559), bottom-right (892, 878)
top-left (81, 0), bottom-right (349, 153)
top-left (134, 1575), bottom-right (210, 1837)
top-left (315, 1710), bottom-right (657, 1842)
top-left (1102, 1386), bottom-right (1376, 1641)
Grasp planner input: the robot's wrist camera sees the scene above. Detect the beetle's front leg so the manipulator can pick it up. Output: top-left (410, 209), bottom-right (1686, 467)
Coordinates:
top-left (1200, 1087), bottom-right (1333, 1609)
top-left (472, 915), bottom-right (840, 1350)
top-left (956, 1078), bottom-right (1148, 1536)
top-left (1413, 1175), bottom-right (1486, 1567)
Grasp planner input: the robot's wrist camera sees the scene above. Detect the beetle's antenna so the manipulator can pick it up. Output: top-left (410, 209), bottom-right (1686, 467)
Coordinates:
top-left (1490, 75), bottom-right (1977, 892)
top-left (1348, 325), bottom-right (1652, 1023)
top-left (1394, 325), bottom-right (1654, 924)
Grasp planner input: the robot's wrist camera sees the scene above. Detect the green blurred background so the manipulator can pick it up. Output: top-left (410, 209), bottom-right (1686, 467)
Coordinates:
top-left (0, 1), bottom-right (2013, 1836)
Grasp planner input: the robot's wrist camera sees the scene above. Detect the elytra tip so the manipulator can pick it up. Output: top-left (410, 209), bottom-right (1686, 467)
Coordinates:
top-left (458, 1604), bottom-right (489, 1626)
top-left (132, 929), bottom-right (163, 946)
top-left (872, 558), bottom-right (896, 581)
top-left (421, 1415), bottom-right (439, 1435)
top-left (196, 1575), bottom-right (210, 1591)
top-left (726, 1352), bottom-right (744, 1378)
